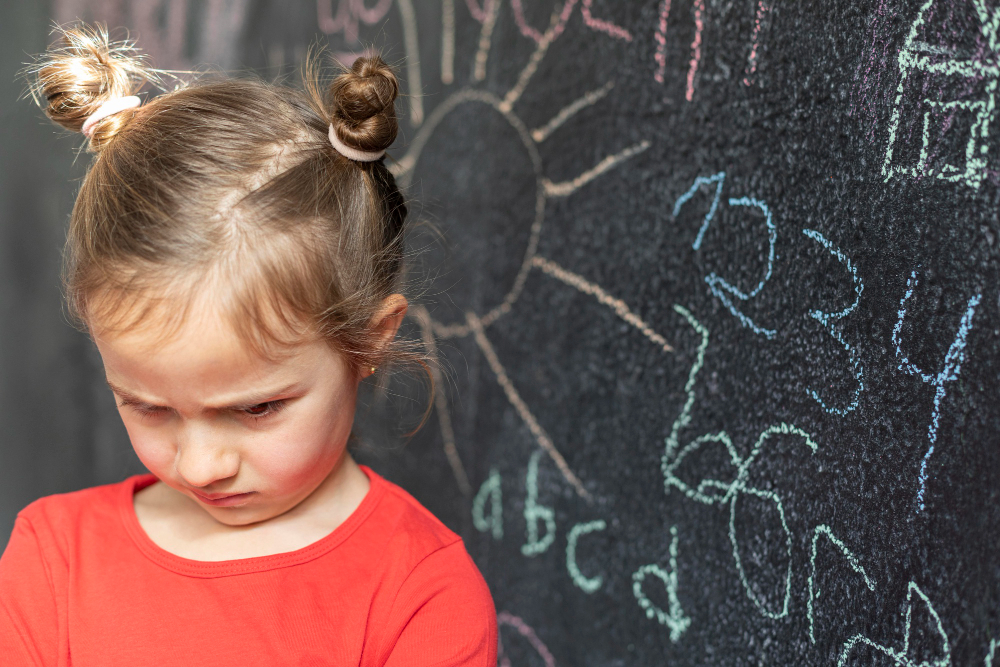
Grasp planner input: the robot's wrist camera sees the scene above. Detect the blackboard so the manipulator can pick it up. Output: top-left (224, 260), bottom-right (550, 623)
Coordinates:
top-left (1, 0), bottom-right (999, 665)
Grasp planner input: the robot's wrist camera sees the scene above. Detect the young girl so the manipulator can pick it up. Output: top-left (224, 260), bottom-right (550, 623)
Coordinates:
top-left (0, 24), bottom-right (497, 666)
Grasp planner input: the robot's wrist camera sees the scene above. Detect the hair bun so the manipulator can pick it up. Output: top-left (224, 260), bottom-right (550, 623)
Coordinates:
top-left (328, 56), bottom-right (399, 156)
top-left (27, 23), bottom-right (151, 153)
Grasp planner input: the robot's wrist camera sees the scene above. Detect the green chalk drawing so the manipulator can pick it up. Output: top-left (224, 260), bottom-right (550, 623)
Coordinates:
top-left (472, 468), bottom-right (503, 540)
top-left (631, 526), bottom-right (691, 642)
top-left (522, 450), bottom-right (556, 556)
top-left (882, 0), bottom-right (1000, 189)
top-left (566, 520), bottom-right (606, 593)
top-left (661, 305), bottom-right (818, 620)
top-left (807, 525), bottom-right (876, 643)
top-left (837, 581), bottom-right (951, 667)
top-left (986, 638), bottom-right (999, 667)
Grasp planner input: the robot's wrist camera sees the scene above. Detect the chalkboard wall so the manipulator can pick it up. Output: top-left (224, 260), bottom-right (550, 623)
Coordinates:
top-left (1, 0), bottom-right (998, 665)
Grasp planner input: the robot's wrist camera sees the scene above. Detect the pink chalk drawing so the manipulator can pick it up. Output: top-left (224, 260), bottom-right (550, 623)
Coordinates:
top-left (580, 0), bottom-right (632, 42)
top-left (685, 0), bottom-right (705, 101)
top-left (317, 0), bottom-right (393, 42)
top-left (497, 612), bottom-right (557, 667)
top-left (654, 0), bottom-right (672, 83)
top-left (743, 1), bottom-right (770, 86)
top-left (52, 0), bottom-right (250, 71)
top-left (465, 0), bottom-right (494, 23)
top-left (510, 0), bottom-right (631, 45)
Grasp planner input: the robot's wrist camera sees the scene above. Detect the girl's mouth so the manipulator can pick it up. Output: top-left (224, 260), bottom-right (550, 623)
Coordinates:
top-left (192, 491), bottom-right (256, 507)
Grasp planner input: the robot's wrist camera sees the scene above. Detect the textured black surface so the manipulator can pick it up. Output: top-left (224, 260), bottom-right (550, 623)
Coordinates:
top-left (1, 1), bottom-right (998, 665)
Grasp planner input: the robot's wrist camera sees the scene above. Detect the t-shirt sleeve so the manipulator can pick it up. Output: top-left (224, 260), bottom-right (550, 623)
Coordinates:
top-left (380, 541), bottom-right (497, 667)
top-left (0, 516), bottom-right (60, 667)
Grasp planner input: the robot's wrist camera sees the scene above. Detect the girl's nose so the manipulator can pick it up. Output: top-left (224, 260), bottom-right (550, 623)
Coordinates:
top-left (174, 426), bottom-right (240, 489)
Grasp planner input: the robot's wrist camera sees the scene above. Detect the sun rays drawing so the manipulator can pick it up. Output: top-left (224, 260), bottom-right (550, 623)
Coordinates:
top-left (386, 0), bottom-right (669, 500)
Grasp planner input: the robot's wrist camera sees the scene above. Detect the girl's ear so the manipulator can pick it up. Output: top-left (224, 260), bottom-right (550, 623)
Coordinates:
top-left (371, 293), bottom-right (408, 353)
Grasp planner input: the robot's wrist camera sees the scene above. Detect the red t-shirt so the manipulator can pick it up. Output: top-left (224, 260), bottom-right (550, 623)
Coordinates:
top-left (0, 466), bottom-right (497, 666)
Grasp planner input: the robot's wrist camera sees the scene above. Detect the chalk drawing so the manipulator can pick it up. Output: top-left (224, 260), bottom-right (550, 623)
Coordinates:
top-left (801, 229), bottom-right (865, 415)
top-left (473, 0), bottom-right (501, 80)
top-left (837, 581), bottom-right (951, 667)
top-left (673, 171), bottom-right (726, 251)
top-left (509, 0), bottom-right (631, 45)
top-left (882, 0), bottom-right (999, 189)
top-left (631, 526), bottom-right (691, 642)
top-left (497, 612), bottom-right (557, 667)
top-left (472, 468), bottom-right (504, 539)
top-left (892, 270), bottom-right (982, 511)
top-left (388, 23), bottom-right (650, 498)
top-left (531, 81), bottom-right (615, 143)
top-left (465, 0), bottom-right (491, 22)
top-left (807, 524), bottom-right (876, 644)
top-left (675, 181), bottom-right (776, 338)
top-left (395, 0), bottom-right (424, 126)
top-left (317, 0), bottom-right (393, 43)
top-left (542, 141), bottom-right (652, 196)
top-left (442, 0), bottom-right (456, 83)
top-left (654, 0), bottom-right (672, 84)
top-left (531, 256), bottom-right (674, 353)
top-left (743, 1), bottom-right (770, 86)
top-left (986, 638), bottom-right (999, 667)
top-left (522, 450), bottom-right (557, 556)
top-left (566, 520), bottom-right (606, 593)
top-left (686, 0), bottom-right (705, 101)
top-left (580, 0), bottom-right (632, 41)
top-left (662, 306), bottom-right (818, 619)
top-left (414, 305), bottom-right (472, 496)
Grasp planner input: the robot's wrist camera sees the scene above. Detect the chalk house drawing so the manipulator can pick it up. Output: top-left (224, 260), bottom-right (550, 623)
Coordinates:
top-left (883, 0), bottom-right (1000, 189)
top-left (391, 0), bottom-right (661, 500)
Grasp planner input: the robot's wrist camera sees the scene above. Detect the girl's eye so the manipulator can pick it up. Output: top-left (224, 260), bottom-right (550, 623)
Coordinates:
top-left (241, 400), bottom-right (285, 420)
top-left (120, 401), bottom-right (167, 418)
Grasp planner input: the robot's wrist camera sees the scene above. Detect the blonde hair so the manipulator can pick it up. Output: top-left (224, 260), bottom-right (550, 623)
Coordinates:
top-left (26, 23), bottom-right (420, 383)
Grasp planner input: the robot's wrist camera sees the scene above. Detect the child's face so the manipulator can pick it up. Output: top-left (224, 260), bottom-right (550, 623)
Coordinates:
top-left (93, 296), bottom-right (361, 527)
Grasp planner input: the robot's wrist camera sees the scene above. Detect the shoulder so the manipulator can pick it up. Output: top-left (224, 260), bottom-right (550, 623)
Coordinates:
top-left (14, 475), bottom-right (148, 550)
top-left (362, 467), bottom-right (464, 559)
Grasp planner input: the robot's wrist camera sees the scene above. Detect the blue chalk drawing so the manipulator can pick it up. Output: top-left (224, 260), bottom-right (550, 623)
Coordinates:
top-left (837, 581), bottom-right (951, 666)
top-left (674, 179), bottom-right (777, 338)
top-left (883, 0), bottom-right (1000, 189)
top-left (801, 229), bottom-right (865, 415)
top-left (522, 450), bottom-right (557, 556)
top-left (807, 525), bottom-right (876, 643)
top-left (472, 468), bottom-right (504, 540)
top-left (566, 520), bottom-right (606, 593)
top-left (631, 526), bottom-right (691, 642)
top-left (661, 305), bottom-right (817, 619)
top-left (673, 171), bottom-right (726, 251)
top-left (892, 270), bottom-right (982, 512)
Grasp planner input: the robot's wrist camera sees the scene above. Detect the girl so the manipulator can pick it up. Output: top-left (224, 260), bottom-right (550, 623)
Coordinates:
top-left (0, 24), bottom-right (497, 666)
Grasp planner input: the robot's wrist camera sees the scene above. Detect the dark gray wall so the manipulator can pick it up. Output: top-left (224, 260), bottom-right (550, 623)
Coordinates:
top-left (2, 1), bottom-right (999, 666)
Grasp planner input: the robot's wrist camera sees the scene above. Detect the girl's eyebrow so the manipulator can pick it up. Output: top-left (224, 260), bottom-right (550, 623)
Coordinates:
top-left (104, 378), bottom-right (302, 409)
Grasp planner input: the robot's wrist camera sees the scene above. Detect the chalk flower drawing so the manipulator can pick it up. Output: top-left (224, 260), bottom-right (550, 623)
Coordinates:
top-left (883, 0), bottom-right (1000, 189)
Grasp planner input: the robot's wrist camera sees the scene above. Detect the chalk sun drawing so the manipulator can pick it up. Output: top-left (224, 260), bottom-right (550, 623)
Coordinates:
top-left (882, 0), bottom-right (1000, 189)
top-left (892, 270), bottom-right (982, 512)
top-left (662, 305), bottom-right (818, 620)
top-left (391, 0), bottom-right (660, 501)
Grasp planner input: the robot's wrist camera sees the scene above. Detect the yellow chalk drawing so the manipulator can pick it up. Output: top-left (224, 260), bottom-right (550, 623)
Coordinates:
top-left (472, 468), bottom-right (503, 540)
top-left (837, 581), bottom-right (951, 666)
top-left (883, 0), bottom-right (1000, 189)
top-left (566, 520), bottom-right (606, 593)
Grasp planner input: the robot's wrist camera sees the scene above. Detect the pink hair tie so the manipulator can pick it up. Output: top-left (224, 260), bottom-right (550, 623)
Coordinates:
top-left (328, 124), bottom-right (385, 162)
top-left (81, 96), bottom-right (141, 138)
